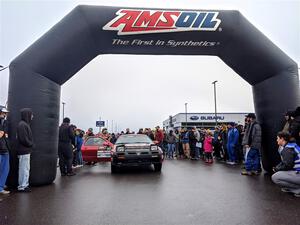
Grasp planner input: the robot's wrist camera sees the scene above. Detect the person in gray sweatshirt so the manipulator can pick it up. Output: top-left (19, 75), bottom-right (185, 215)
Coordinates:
top-left (166, 130), bottom-right (177, 159)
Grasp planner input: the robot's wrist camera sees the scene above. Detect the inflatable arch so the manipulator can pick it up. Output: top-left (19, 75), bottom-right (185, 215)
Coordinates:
top-left (7, 6), bottom-right (299, 185)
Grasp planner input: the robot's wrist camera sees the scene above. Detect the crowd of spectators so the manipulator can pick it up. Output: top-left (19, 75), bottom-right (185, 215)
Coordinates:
top-left (1, 105), bottom-right (300, 197)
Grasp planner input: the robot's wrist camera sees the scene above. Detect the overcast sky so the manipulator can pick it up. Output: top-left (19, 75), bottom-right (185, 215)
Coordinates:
top-left (0, 0), bottom-right (299, 132)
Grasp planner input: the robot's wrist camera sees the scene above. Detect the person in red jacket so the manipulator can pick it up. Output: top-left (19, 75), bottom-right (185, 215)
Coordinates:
top-left (155, 126), bottom-right (164, 151)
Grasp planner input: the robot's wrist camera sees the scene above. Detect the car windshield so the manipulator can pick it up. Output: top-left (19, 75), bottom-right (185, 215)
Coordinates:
top-left (85, 137), bottom-right (106, 146)
top-left (116, 135), bottom-right (153, 145)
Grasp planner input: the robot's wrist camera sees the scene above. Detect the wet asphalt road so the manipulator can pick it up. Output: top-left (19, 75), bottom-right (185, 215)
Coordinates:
top-left (0, 160), bottom-right (300, 225)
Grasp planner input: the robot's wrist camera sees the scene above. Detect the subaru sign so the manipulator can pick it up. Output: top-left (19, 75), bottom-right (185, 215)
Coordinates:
top-left (190, 116), bottom-right (199, 120)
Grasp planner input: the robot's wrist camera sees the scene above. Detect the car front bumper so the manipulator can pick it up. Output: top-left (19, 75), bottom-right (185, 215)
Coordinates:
top-left (112, 154), bottom-right (162, 167)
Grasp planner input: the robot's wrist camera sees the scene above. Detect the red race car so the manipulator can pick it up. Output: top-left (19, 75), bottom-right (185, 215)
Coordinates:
top-left (81, 136), bottom-right (114, 162)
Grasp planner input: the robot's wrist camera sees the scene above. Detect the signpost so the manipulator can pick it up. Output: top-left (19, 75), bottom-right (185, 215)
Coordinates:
top-left (96, 121), bottom-right (105, 132)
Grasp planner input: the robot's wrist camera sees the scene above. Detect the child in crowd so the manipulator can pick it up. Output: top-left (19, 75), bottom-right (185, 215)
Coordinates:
top-left (75, 129), bottom-right (84, 167)
top-left (204, 131), bottom-right (214, 163)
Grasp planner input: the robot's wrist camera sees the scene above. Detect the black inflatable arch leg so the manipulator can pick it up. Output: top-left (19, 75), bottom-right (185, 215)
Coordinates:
top-left (253, 67), bottom-right (300, 172)
top-left (7, 64), bottom-right (60, 186)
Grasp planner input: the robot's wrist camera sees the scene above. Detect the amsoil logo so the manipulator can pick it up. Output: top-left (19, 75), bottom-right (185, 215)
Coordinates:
top-left (103, 9), bottom-right (221, 35)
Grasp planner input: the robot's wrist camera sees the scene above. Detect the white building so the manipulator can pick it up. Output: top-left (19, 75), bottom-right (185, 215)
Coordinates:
top-left (163, 112), bottom-right (251, 130)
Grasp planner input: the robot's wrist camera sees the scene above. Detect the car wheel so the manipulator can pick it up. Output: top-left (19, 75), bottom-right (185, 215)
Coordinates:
top-left (111, 164), bottom-right (118, 173)
top-left (154, 163), bottom-right (162, 172)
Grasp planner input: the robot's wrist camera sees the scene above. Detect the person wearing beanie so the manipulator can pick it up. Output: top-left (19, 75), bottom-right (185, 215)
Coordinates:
top-left (241, 113), bottom-right (262, 175)
top-left (58, 117), bottom-right (76, 176)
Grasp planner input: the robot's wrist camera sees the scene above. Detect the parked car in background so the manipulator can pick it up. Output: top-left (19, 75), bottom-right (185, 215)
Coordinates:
top-left (111, 134), bottom-right (164, 173)
top-left (81, 136), bottom-right (114, 163)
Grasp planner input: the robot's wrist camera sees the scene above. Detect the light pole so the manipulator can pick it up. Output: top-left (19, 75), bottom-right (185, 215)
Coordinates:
top-left (62, 102), bottom-right (66, 119)
top-left (185, 103), bottom-right (188, 128)
top-left (212, 80), bottom-right (218, 126)
top-left (99, 116), bottom-right (101, 133)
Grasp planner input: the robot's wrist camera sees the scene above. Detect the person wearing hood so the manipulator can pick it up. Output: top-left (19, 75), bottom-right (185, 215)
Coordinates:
top-left (0, 106), bottom-right (10, 195)
top-left (58, 117), bottom-right (75, 176)
top-left (17, 108), bottom-right (34, 192)
top-left (289, 107), bottom-right (300, 146)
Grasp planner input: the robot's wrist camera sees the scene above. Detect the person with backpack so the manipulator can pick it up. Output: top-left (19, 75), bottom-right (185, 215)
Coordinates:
top-left (272, 131), bottom-right (300, 197)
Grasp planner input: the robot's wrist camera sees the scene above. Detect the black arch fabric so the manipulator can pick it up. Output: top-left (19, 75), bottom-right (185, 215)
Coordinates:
top-left (7, 6), bottom-right (299, 185)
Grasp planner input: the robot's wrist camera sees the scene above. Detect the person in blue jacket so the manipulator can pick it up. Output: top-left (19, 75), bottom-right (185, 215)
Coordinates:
top-left (75, 129), bottom-right (84, 167)
top-left (226, 122), bottom-right (239, 165)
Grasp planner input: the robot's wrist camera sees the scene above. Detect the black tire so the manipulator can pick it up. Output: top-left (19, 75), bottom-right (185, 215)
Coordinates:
top-left (111, 164), bottom-right (118, 173)
top-left (154, 163), bottom-right (162, 172)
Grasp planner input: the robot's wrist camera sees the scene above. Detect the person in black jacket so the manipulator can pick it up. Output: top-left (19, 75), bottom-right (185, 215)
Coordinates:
top-left (58, 117), bottom-right (75, 176)
top-left (0, 106), bottom-right (10, 194)
top-left (17, 108), bottom-right (34, 192)
top-left (289, 107), bottom-right (300, 146)
top-left (189, 127), bottom-right (197, 160)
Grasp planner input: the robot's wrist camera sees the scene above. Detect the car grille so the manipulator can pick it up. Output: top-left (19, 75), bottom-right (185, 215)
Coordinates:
top-left (126, 151), bottom-right (150, 155)
top-left (125, 146), bottom-right (150, 150)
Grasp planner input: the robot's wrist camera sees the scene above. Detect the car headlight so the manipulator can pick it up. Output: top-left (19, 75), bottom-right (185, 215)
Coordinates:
top-left (117, 146), bottom-right (125, 152)
top-left (150, 145), bottom-right (158, 151)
